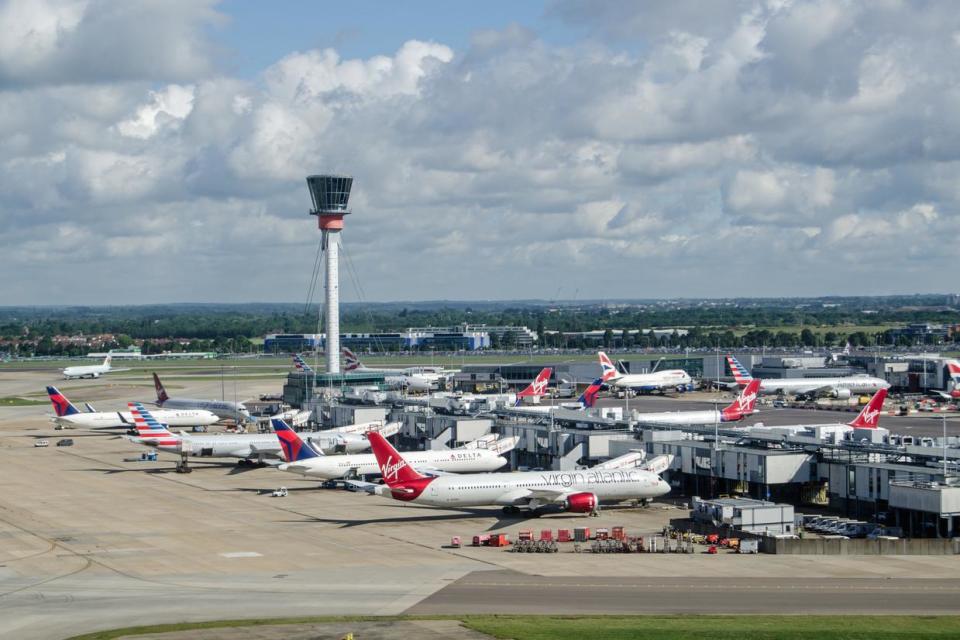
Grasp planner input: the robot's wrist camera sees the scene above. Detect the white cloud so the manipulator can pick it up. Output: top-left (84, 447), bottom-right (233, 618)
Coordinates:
top-left (0, 1), bottom-right (957, 303)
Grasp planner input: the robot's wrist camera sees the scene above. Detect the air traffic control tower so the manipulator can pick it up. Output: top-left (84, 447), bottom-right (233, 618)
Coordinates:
top-left (307, 174), bottom-right (352, 374)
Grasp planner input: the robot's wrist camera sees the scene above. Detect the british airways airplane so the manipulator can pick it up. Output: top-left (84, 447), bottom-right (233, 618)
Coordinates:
top-left (598, 352), bottom-right (694, 393)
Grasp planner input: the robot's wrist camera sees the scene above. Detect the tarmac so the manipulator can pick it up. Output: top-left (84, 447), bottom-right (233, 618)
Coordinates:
top-left (1, 368), bottom-right (959, 639)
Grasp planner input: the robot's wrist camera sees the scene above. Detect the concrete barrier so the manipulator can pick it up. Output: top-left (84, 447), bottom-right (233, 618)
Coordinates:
top-left (763, 536), bottom-right (960, 555)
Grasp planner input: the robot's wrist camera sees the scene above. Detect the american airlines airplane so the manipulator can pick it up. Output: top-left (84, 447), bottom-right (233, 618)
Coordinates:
top-left (272, 419), bottom-right (512, 480)
top-left (125, 403), bottom-right (399, 462)
top-left (153, 372), bottom-right (251, 423)
top-left (727, 355), bottom-right (889, 399)
top-left (46, 387), bottom-right (218, 429)
top-left (632, 379), bottom-right (762, 426)
top-left (342, 348), bottom-right (446, 392)
top-left (62, 355), bottom-right (127, 379)
top-left (598, 352), bottom-right (694, 393)
top-left (364, 431), bottom-right (671, 516)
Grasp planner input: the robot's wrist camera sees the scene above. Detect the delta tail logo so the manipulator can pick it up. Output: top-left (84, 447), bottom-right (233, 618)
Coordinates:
top-left (46, 387), bottom-right (79, 417)
top-left (578, 377), bottom-right (604, 408)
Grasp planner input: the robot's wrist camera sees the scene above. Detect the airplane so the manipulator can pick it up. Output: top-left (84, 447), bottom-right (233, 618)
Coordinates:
top-left (741, 388), bottom-right (889, 436)
top-left (509, 376), bottom-right (605, 415)
top-left (514, 368), bottom-right (552, 406)
top-left (153, 372), bottom-right (251, 423)
top-left (726, 355), bottom-right (889, 399)
top-left (363, 430), bottom-right (671, 516)
top-left (928, 360), bottom-right (960, 400)
top-left (272, 419), bottom-right (513, 480)
top-left (342, 348), bottom-right (446, 392)
top-left (46, 386), bottom-right (219, 429)
top-left (598, 352), bottom-right (694, 394)
top-left (62, 355), bottom-right (128, 380)
top-left (124, 403), bottom-right (394, 462)
top-left (631, 379), bottom-right (762, 426)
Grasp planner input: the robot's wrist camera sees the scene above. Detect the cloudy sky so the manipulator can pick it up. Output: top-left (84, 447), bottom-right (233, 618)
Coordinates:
top-left (1, 0), bottom-right (957, 305)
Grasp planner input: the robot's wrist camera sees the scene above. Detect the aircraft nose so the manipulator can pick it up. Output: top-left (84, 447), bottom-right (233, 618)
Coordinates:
top-left (657, 479), bottom-right (671, 496)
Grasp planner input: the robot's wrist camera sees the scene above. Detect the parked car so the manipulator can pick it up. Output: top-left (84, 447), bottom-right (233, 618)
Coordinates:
top-left (56, 438), bottom-right (74, 447)
top-left (34, 439), bottom-right (50, 448)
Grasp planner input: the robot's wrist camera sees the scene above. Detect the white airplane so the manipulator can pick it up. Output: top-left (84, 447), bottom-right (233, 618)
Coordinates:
top-left (727, 355), bottom-right (889, 399)
top-left (342, 348), bottom-right (447, 392)
top-left (125, 403), bottom-right (400, 462)
top-left (928, 359), bottom-right (960, 400)
top-left (741, 388), bottom-right (889, 436)
top-left (598, 352), bottom-right (694, 393)
top-left (46, 386), bottom-right (218, 429)
top-left (272, 419), bottom-right (513, 480)
top-left (153, 372), bottom-right (251, 423)
top-left (509, 372), bottom-right (606, 415)
top-left (62, 355), bottom-right (127, 379)
top-left (363, 430), bottom-right (671, 516)
top-left (632, 379), bottom-right (762, 426)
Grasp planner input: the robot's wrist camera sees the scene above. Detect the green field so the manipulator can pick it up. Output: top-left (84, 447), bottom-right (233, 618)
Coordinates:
top-left (0, 396), bottom-right (49, 406)
top-left (65, 615), bottom-right (960, 640)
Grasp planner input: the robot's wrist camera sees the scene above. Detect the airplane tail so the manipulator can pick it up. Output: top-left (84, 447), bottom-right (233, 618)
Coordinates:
top-left (577, 377), bottom-right (605, 408)
top-left (367, 431), bottom-right (426, 486)
top-left (342, 347), bottom-right (363, 372)
top-left (104, 355), bottom-right (112, 367)
top-left (514, 367), bottom-right (552, 406)
top-left (726, 355), bottom-right (753, 386)
top-left (46, 386), bottom-right (81, 417)
top-left (721, 378), bottom-right (761, 421)
top-left (843, 342), bottom-right (852, 356)
top-left (293, 353), bottom-right (314, 373)
top-left (128, 402), bottom-right (175, 438)
top-left (597, 352), bottom-right (619, 382)
top-left (271, 418), bottom-right (320, 462)
top-left (848, 389), bottom-right (888, 429)
top-left (152, 373), bottom-right (169, 404)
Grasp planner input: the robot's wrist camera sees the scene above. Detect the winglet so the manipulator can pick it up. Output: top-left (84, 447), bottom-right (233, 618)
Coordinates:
top-left (46, 386), bottom-right (80, 417)
top-left (848, 389), bottom-right (888, 429)
top-left (366, 431), bottom-right (426, 486)
top-left (271, 418), bottom-right (320, 462)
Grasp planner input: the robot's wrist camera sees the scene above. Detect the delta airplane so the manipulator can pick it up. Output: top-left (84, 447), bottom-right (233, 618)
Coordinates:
top-left (598, 352), bottom-right (694, 394)
top-left (153, 372), bottom-right (251, 423)
top-left (62, 355), bottom-right (128, 379)
top-left (46, 387), bottom-right (218, 429)
top-left (632, 379), bottom-right (762, 426)
top-left (727, 355), bottom-right (889, 399)
top-left (125, 403), bottom-right (397, 462)
top-left (342, 348), bottom-right (447, 392)
top-left (364, 430), bottom-right (671, 516)
top-left (272, 419), bottom-right (512, 480)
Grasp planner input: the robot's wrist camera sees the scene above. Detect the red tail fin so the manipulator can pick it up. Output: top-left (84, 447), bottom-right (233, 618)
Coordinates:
top-left (153, 373), bottom-right (169, 404)
top-left (516, 368), bottom-right (552, 401)
top-left (848, 389), bottom-right (888, 429)
top-left (367, 431), bottom-right (426, 486)
top-left (721, 378), bottom-right (761, 421)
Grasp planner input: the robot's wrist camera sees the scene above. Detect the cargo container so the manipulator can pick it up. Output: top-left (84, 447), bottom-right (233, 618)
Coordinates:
top-left (539, 529), bottom-right (553, 541)
top-left (611, 526), bottom-right (625, 540)
top-left (574, 527), bottom-right (590, 542)
top-left (739, 539), bottom-right (759, 554)
top-left (488, 533), bottom-right (510, 547)
top-left (557, 529), bottom-right (572, 543)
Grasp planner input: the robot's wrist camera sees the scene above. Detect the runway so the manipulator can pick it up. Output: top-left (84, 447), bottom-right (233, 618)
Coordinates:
top-left (410, 571), bottom-right (960, 615)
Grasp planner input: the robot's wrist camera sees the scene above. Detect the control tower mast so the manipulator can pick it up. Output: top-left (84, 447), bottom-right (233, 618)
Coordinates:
top-left (307, 174), bottom-right (353, 374)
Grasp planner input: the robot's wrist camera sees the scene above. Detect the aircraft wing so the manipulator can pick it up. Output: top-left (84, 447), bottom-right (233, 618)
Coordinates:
top-left (342, 479), bottom-right (384, 494)
top-left (493, 487), bottom-right (574, 506)
top-left (247, 444), bottom-right (283, 459)
top-left (411, 465), bottom-right (454, 477)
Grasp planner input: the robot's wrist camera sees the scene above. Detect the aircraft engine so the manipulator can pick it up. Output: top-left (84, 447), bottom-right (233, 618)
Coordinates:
top-left (833, 388), bottom-right (852, 400)
top-left (564, 491), bottom-right (598, 514)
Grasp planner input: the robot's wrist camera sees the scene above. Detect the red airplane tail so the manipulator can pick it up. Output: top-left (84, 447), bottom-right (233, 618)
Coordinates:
top-left (721, 378), bottom-right (761, 421)
top-left (367, 431), bottom-right (426, 486)
top-left (515, 368), bottom-right (552, 404)
top-left (153, 373), bottom-right (169, 404)
top-left (848, 389), bottom-right (888, 429)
